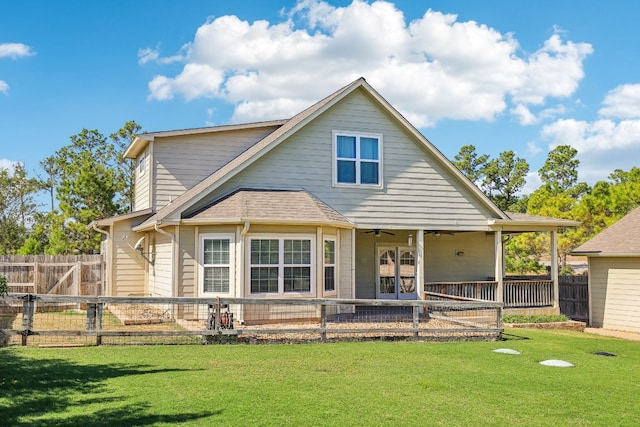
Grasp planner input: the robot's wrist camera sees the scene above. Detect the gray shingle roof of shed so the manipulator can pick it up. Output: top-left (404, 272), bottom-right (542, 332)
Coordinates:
top-left (572, 206), bottom-right (640, 254)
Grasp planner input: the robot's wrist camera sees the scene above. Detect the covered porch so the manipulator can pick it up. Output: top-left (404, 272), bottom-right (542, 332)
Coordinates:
top-left (356, 212), bottom-right (578, 313)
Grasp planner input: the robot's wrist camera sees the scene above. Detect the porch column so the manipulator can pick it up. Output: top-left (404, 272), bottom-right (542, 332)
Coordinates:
top-left (416, 229), bottom-right (424, 299)
top-left (551, 230), bottom-right (559, 308)
top-left (494, 230), bottom-right (504, 303)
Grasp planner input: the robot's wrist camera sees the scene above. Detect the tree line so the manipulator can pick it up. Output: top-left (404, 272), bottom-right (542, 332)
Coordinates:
top-left (0, 121), bottom-right (141, 255)
top-left (1, 125), bottom-right (639, 274)
top-left (453, 145), bottom-right (640, 274)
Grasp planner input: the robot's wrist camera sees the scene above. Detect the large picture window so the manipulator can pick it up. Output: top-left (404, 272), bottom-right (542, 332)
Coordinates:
top-left (250, 237), bottom-right (313, 294)
top-left (201, 234), bottom-right (234, 294)
top-left (334, 132), bottom-right (382, 187)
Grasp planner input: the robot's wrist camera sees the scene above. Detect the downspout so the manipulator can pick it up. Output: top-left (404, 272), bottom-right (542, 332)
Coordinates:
top-left (155, 223), bottom-right (176, 298)
top-left (90, 222), bottom-right (111, 296)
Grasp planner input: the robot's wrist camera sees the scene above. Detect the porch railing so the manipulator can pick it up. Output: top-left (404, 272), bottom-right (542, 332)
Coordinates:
top-left (424, 279), bottom-right (554, 308)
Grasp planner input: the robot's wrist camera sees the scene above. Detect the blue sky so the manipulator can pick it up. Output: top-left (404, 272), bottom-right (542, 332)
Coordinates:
top-left (2, 0), bottom-right (640, 197)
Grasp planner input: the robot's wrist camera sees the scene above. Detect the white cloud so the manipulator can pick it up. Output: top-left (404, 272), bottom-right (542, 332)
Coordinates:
top-left (512, 104), bottom-right (536, 125)
top-left (527, 140), bottom-right (542, 155)
top-left (0, 42), bottom-right (34, 95)
top-left (540, 116), bottom-right (640, 184)
top-left (0, 158), bottom-right (19, 170)
top-left (143, 0), bottom-right (592, 125)
top-left (0, 43), bottom-right (34, 59)
top-left (138, 45), bottom-right (189, 65)
top-left (598, 83), bottom-right (640, 119)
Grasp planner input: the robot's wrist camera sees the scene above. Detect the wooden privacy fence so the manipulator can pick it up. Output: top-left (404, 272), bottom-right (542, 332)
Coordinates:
top-left (559, 276), bottom-right (589, 321)
top-left (0, 295), bottom-right (503, 347)
top-left (0, 255), bottom-right (104, 296)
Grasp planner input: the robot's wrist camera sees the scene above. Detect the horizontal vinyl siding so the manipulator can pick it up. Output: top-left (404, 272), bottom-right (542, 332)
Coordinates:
top-left (134, 147), bottom-right (151, 211)
top-left (179, 227), bottom-right (196, 298)
top-left (149, 230), bottom-right (173, 297)
top-left (111, 221), bottom-right (146, 296)
top-left (196, 89), bottom-right (494, 229)
top-left (591, 257), bottom-right (640, 332)
top-left (425, 232), bottom-right (495, 282)
top-left (153, 127), bottom-right (279, 210)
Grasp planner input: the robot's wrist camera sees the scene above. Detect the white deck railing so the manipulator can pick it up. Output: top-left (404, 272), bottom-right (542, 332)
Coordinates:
top-left (424, 279), bottom-right (554, 308)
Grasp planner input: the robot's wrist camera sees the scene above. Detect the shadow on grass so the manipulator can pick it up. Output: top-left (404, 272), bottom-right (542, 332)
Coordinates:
top-left (0, 348), bottom-right (218, 426)
top-left (501, 332), bottom-right (531, 341)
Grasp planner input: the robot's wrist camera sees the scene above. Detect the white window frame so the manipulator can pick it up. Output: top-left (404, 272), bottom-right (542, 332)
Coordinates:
top-left (138, 153), bottom-right (146, 176)
top-left (248, 235), bottom-right (315, 296)
top-left (333, 130), bottom-right (383, 188)
top-left (200, 233), bottom-right (235, 296)
top-left (323, 237), bottom-right (337, 295)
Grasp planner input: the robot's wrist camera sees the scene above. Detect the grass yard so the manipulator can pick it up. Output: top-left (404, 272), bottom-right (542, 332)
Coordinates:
top-left (1, 328), bottom-right (639, 426)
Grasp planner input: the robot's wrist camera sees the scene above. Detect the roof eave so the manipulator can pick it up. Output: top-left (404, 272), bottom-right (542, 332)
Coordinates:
top-left (181, 218), bottom-right (354, 228)
top-left (571, 251), bottom-right (640, 257)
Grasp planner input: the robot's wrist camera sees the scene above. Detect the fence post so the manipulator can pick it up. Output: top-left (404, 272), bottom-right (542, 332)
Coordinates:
top-left (413, 306), bottom-right (420, 338)
top-left (86, 303), bottom-right (97, 331)
top-left (320, 304), bottom-right (327, 342)
top-left (21, 295), bottom-right (35, 346)
top-left (497, 304), bottom-right (503, 340)
top-left (96, 303), bottom-right (103, 346)
top-left (33, 261), bottom-right (39, 293)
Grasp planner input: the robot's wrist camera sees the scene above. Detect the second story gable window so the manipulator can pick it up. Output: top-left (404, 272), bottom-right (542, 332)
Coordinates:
top-left (334, 131), bottom-right (382, 187)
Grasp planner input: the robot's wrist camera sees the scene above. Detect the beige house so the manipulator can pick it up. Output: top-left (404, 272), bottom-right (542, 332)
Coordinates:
top-left (92, 78), bottom-right (576, 320)
top-left (572, 206), bottom-right (640, 332)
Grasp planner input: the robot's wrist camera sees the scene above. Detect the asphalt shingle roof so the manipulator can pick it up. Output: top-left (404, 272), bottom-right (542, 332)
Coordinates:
top-left (184, 189), bottom-right (353, 227)
top-left (572, 206), bottom-right (640, 254)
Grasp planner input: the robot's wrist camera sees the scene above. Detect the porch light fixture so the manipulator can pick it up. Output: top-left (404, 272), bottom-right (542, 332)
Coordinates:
top-left (408, 234), bottom-right (413, 247)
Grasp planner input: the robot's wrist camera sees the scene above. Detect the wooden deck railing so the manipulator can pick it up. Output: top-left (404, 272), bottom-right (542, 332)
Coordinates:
top-left (424, 279), bottom-right (554, 308)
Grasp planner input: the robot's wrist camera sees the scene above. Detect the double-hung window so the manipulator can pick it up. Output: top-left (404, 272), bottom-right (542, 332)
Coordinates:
top-left (250, 237), bottom-right (313, 294)
top-left (323, 238), bottom-right (336, 293)
top-left (334, 132), bottom-right (382, 187)
top-left (201, 234), bottom-right (234, 294)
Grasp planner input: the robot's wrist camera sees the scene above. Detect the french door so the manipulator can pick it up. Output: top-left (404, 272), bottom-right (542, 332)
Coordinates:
top-left (377, 246), bottom-right (417, 299)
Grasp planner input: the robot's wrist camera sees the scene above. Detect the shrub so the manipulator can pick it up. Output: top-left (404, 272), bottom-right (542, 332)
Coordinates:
top-left (503, 313), bottom-right (569, 324)
top-left (0, 276), bottom-right (7, 298)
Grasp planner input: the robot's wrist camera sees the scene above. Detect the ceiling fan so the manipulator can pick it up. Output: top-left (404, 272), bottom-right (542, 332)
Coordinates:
top-left (362, 229), bottom-right (395, 237)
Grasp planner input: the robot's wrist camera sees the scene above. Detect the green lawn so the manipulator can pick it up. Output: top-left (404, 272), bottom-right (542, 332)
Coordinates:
top-left (1, 328), bottom-right (639, 426)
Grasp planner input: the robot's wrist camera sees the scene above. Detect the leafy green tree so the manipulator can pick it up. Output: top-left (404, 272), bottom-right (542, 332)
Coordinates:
top-left (50, 128), bottom-right (124, 253)
top-left (0, 163), bottom-right (39, 254)
top-left (110, 120), bottom-right (142, 213)
top-left (538, 145), bottom-right (580, 195)
top-left (505, 233), bottom-right (547, 275)
top-left (453, 145), bottom-right (489, 183)
top-left (39, 155), bottom-right (61, 212)
top-left (481, 151), bottom-right (529, 211)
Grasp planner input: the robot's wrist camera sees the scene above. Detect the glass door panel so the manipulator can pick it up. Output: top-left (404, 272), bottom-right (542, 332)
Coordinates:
top-left (398, 249), bottom-right (416, 299)
top-left (377, 247), bottom-right (417, 299)
top-left (378, 249), bottom-right (396, 298)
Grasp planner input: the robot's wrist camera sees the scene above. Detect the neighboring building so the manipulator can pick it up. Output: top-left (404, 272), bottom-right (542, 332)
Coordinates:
top-left (92, 77), bottom-right (576, 321)
top-left (572, 206), bottom-right (640, 332)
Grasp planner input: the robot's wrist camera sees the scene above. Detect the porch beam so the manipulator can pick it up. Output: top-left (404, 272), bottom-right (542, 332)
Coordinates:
top-left (494, 230), bottom-right (504, 303)
top-left (416, 229), bottom-right (424, 299)
top-left (551, 230), bottom-right (559, 308)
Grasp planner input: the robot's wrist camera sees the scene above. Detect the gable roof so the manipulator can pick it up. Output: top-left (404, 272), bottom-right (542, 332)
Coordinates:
top-left (132, 77), bottom-right (508, 232)
top-left (572, 206), bottom-right (640, 256)
top-left (123, 120), bottom-right (288, 159)
top-left (182, 189), bottom-right (353, 228)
